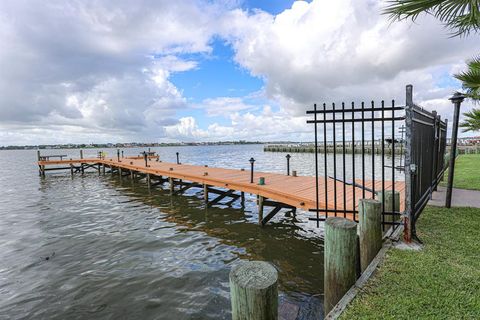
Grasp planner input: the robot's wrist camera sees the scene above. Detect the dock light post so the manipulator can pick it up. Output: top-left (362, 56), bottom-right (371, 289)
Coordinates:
top-left (446, 92), bottom-right (466, 208)
top-left (286, 154), bottom-right (291, 176)
top-left (117, 149), bottom-right (120, 162)
top-left (249, 157), bottom-right (255, 183)
top-left (144, 152), bottom-right (148, 167)
top-left (176, 152), bottom-right (180, 164)
top-left (121, 151), bottom-right (124, 158)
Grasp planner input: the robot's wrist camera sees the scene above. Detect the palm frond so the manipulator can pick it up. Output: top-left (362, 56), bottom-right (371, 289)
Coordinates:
top-left (383, 0), bottom-right (480, 36)
top-left (454, 56), bottom-right (480, 101)
top-left (460, 108), bottom-right (480, 132)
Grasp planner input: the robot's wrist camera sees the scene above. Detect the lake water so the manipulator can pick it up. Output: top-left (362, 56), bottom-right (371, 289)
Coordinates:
top-left (0, 145), bottom-right (403, 319)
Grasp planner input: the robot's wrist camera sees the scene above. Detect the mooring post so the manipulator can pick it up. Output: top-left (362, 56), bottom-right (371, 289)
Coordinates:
top-left (229, 261), bottom-right (278, 320)
top-left (118, 167), bottom-right (122, 177)
top-left (70, 163), bottom-right (74, 176)
top-left (358, 199), bottom-right (382, 272)
top-left (286, 154), bottom-right (291, 176)
top-left (241, 192), bottom-right (245, 206)
top-left (176, 152), bottom-right (180, 164)
top-left (249, 157), bottom-right (255, 183)
top-left (258, 195), bottom-right (264, 225)
top-left (379, 190), bottom-right (400, 232)
top-left (144, 152), bottom-right (148, 167)
top-left (130, 170), bottom-right (134, 180)
top-left (324, 217), bottom-right (358, 315)
top-left (121, 150), bottom-right (124, 158)
top-left (80, 149), bottom-right (83, 159)
top-left (102, 164), bottom-right (105, 175)
top-left (117, 149), bottom-right (120, 162)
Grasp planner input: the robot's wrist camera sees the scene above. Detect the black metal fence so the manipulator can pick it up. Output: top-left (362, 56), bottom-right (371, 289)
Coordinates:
top-left (306, 99), bottom-right (405, 234)
top-left (404, 85), bottom-right (448, 241)
top-left (306, 85), bottom-right (448, 241)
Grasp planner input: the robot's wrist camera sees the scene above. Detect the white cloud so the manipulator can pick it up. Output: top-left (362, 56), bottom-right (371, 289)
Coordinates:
top-left (1, 0), bottom-right (479, 145)
top-left (221, 0), bottom-right (479, 115)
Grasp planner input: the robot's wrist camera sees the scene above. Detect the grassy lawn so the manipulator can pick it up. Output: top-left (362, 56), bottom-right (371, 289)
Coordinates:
top-left (341, 206), bottom-right (480, 319)
top-left (441, 154), bottom-right (480, 190)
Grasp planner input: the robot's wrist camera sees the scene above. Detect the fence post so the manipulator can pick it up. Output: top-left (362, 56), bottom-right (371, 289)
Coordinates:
top-left (358, 199), bottom-right (382, 272)
top-left (404, 84), bottom-right (414, 243)
top-left (229, 261), bottom-right (278, 320)
top-left (324, 217), bottom-right (357, 315)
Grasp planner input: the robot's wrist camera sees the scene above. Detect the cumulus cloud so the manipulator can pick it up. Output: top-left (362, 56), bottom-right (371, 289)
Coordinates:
top-left (0, 0), bottom-right (478, 145)
top-left (0, 0), bottom-right (228, 143)
top-left (222, 0), bottom-right (479, 112)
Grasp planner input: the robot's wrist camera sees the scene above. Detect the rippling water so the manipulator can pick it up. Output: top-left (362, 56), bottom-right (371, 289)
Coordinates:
top-left (0, 145), bottom-right (400, 319)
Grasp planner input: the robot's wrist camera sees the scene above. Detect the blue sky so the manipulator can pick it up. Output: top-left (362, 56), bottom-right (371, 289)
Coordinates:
top-left (0, 0), bottom-right (478, 145)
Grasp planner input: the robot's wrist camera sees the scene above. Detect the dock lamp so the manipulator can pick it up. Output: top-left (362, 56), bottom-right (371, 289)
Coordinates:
top-left (144, 152), bottom-right (148, 167)
top-left (286, 154), bottom-right (291, 176)
top-left (176, 152), bottom-right (180, 164)
top-left (117, 149), bottom-right (120, 162)
top-left (446, 92), bottom-right (466, 208)
top-left (249, 157), bottom-right (256, 183)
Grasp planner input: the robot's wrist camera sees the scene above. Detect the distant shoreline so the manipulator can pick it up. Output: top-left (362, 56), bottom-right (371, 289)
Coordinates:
top-left (0, 141), bottom-right (300, 151)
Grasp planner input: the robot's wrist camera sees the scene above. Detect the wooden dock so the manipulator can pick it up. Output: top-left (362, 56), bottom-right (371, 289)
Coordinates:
top-left (37, 155), bottom-right (405, 225)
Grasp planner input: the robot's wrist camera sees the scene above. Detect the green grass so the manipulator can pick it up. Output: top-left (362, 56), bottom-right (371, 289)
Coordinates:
top-left (441, 154), bottom-right (480, 190)
top-left (341, 206), bottom-right (480, 319)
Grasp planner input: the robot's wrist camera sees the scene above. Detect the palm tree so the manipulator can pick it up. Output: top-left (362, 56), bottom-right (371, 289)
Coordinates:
top-left (454, 56), bottom-right (480, 100)
top-left (460, 108), bottom-right (480, 132)
top-left (384, 1), bottom-right (480, 102)
top-left (384, 0), bottom-right (480, 36)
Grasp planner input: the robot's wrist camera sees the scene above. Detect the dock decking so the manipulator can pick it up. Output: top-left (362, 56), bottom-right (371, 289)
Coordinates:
top-left (38, 156), bottom-right (405, 225)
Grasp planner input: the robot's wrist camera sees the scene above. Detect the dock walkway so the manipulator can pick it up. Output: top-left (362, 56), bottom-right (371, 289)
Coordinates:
top-left (38, 156), bottom-right (405, 225)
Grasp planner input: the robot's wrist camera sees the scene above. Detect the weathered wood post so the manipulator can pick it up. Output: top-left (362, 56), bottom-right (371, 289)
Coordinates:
top-left (324, 217), bottom-right (357, 315)
top-left (229, 261), bottom-right (278, 320)
top-left (379, 190), bottom-right (400, 231)
top-left (358, 199), bottom-right (382, 272)
top-left (70, 163), bottom-right (74, 177)
top-left (241, 192), bottom-right (245, 206)
top-left (102, 164), bottom-right (105, 175)
top-left (258, 195), bottom-right (264, 225)
top-left (146, 173), bottom-right (151, 189)
top-left (169, 177), bottom-right (174, 195)
top-left (203, 184), bottom-right (209, 203)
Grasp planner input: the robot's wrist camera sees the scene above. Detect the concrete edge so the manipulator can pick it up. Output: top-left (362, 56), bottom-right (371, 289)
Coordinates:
top-left (325, 225), bottom-right (403, 319)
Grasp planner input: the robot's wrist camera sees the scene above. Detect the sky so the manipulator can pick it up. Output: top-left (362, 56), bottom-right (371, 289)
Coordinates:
top-left (0, 0), bottom-right (478, 145)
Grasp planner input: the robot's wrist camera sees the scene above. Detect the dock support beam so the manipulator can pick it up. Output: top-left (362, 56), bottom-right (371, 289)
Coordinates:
top-left (230, 261), bottom-right (278, 320)
top-left (324, 217), bottom-right (358, 316)
top-left (146, 174), bottom-right (151, 189)
top-left (358, 199), bottom-right (382, 272)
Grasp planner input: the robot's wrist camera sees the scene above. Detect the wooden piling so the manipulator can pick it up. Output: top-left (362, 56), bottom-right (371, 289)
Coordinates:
top-left (229, 261), bottom-right (278, 320)
top-left (324, 217), bottom-right (358, 315)
top-left (203, 184), bottom-right (209, 203)
top-left (169, 177), bottom-right (174, 195)
top-left (241, 192), bottom-right (245, 206)
top-left (379, 190), bottom-right (401, 229)
top-left (102, 164), bottom-right (105, 175)
top-left (80, 149), bottom-right (83, 159)
top-left (258, 195), bottom-right (264, 225)
top-left (146, 173), bottom-right (151, 188)
top-left (358, 199), bottom-right (382, 272)
top-left (70, 164), bottom-right (74, 176)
